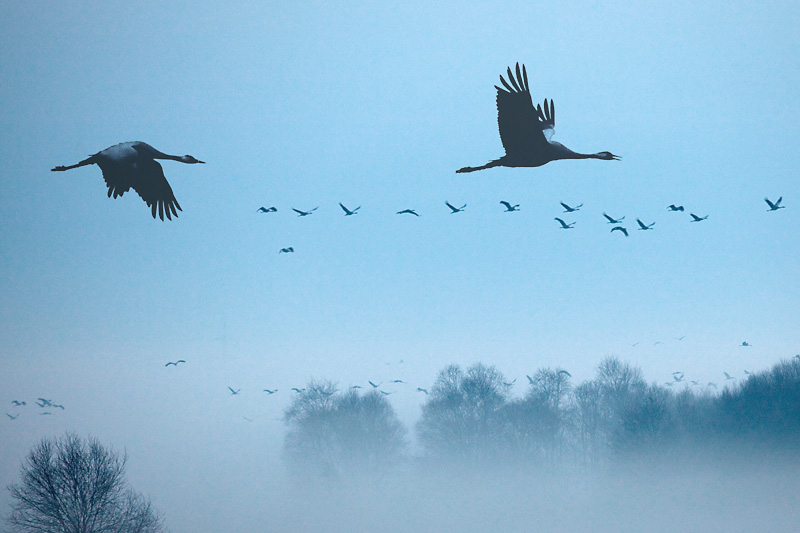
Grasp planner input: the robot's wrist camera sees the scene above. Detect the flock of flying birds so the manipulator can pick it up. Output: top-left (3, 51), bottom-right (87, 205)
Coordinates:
top-left (6, 398), bottom-right (65, 421)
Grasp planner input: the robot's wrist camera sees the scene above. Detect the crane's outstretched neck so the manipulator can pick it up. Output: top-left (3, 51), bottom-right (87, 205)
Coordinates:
top-left (456, 159), bottom-right (501, 173)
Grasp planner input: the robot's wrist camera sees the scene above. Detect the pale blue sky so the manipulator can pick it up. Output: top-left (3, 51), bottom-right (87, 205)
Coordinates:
top-left (1, 1), bottom-right (799, 530)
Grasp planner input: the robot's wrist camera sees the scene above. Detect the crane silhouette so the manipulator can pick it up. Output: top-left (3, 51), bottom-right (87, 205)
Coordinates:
top-left (164, 360), bottom-right (186, 367)
top-left (764, 197), bottom-right (785, 211)
top-left (554, 217), bottom-right (575, 229)
top-left (11, 400), bottom-right (26, 406)
top-left (7, 413), bottom-right (18, 420)
top-left (228, 387), bottom-right (241, 395)
top-left (611, 226), bottom-right (628, 236)
top-left (292, 207), bottom-right (318, 217)
top-left (396, 209), bottom-right (419, 216)
top-left (560, 202), bottom-right (582, 213)
top-left (603, 212), bottom-right (625, 224)
top-left (636, 218), bottom-right (655, 230)
top-left (51, 142), bottom-right (204, 220)
top-left (339, 203), bottom-right (360, 216)
top-left (257, 206), bottom-right (277, 213)
top-left (500, 201), bottom-right (520, 212)
top-left (263, 389), bottom-right (278, 394)
top-left (279, 247), bottom-right (294, 254)
top-left (456, 63), bottom-right (619, 173)
top-left (667, 205), bottom-right (684, 212)
top-left (416, 387), bottom-right (428, 394)
top-left (689, 213), bottom-right (708, 222)
top-left (445, 201), bottom-right (467, 213)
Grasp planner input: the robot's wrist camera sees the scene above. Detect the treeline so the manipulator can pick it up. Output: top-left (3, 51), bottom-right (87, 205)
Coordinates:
top-left (282, 355), bottom-right (800, 475)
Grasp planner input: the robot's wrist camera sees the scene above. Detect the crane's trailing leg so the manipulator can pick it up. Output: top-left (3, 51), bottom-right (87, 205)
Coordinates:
top-left (51, 156), bottom-right (95, 172)
top-left (456, 160), bottom-right (501, 173)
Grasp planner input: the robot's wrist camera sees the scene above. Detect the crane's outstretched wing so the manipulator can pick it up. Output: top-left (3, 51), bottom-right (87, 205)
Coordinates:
top-left (131, 159), bottom-right (182, 221)
top-left (495, 63), bottom-right (554, 157)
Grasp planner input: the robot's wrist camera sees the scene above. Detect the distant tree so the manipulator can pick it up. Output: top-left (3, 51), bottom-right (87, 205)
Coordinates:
top-left (496, 395), bottom-right (559, 465)
top-left (416, 363), bottom-right (511, 461)
top-left (612, 383), bottom-right (675, 456)
top-left (6, 433), bottom-right (165, 533)
top-left (571, 380), bottom-right (603, 464)
top-left (283, 381), bottom-right (406, 476)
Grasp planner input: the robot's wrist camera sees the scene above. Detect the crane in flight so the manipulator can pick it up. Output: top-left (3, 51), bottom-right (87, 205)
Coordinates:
top-left (257, 206), bottom-right (277, 213)
top-left (11, 400), bottom-right (26, 406)
top-left (603, 213), bottom-right (624, 224)
top-left (500, 201), bottom-right (520, 212)
top-left (263, 389), bottom-right (278, 394)
top-left (689, 213), bottom-right (708, 222)
top-left (228, 387), bottom-right (241, 395)
top-left (445, 201), bottom-right (467, 213)
top-left (667, 205), bottom-right (684, 212)
top-left (416, 387), bottom-right (429, 395)
top-left (279, 247), bottom-right (294, 254)
top-left (164, 360), bottom-right (186, 367)
top-left (292, 207), bottom-right (318, 217)
top-left (560, 202), bottom-right (582, 213)
top-left (339, 203), bottom-right (360, 216)
top-left (51, 142), bottom-right (204, 220)
top-left (554, 217), bottom-right (575, 229)
top-left (611, 226), bottom-right (628, 236)
top-left (396, 209), bottom-right (419, 216)
top-left (636, 219), bottom-right (655, 230)
top-left (456, 63), bottom-right (619, 173)
top-left (764, 197), bottom-right (785, 211)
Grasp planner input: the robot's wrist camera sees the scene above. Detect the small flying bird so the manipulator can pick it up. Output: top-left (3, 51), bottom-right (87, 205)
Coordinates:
top-left (500, 201), bottom-right (520, 212)
top-left (707, 382), bottom-right (717, 389)
top-left (279, 247), bottom-right (294, 254)
top-left (7, 413), bottom-right (18, 420)
top-left (11, 400), bottom-right (25, 406)
top-left (503, 379), bottom-right (517, 386)
top-left (603, 212), bottom-right (625, 224)
top-left (676, 335), bottom-right (686, 341)
top-left (339, 203), bottom-right (361, 216)
top-left (37, 398), bottom-right (52, 407)
top-left (390, 379), bottom-right (406, 384)
top-left (379, 390), bottom-right (394, 395)
top-left (292, 207), bottom-right (318, 217)
top-left (673, 374), bottom-right (684, 382)
top-left (350, 385), bottom-right (363, 389)
top-left (445, 201), bottom-right (467, 213)
top-left (743, 370), bottom-right (751, 375)
top-left (664, 381), bottom-right (674, 387)
top-left (396, 209), bottom-right (419, 216)
top-left (689, 213), bottom-right (708, 222)
top-left (263, 389), bottom-right (278, 394)
top-left (291, 388), bottom-right (306, 393)
top-left (631, 342), bottom-right (640, 347)
top-left (554, 217), bottom-right (575, 229)
top-left (690, 380), bottom-right (700, 386)
top-left (741, 341), bottom-right (750, 347)
top-left (610, 226), bottom-right (628, 236)
top-left (368, 381), bottom-right (381, 388)
top-left (416, 387), bottom-right (428, 394)
top-left (257, 206), bottom-right (277, 213)
top-left (636, 218), bottom-right (655, 230)
top-left (764, 197), bottom-right (785, 211)
top-left (40, 412), bottom-right (53, 416)
top-left (526, 375), bottom-right (536, 385)
top-left (558, 370), bottom-right (572, 378)
top-left (456, 63), bottom-right (619, 173)
top-left (654, 341), bottom-right (662, 346)
top-left (243, 416), bottom-right (254, 422)
top-left (51, 141), bottom-right (204, 220)
top-left (560, 202), bottom-right (582, 213)
top-left (164, 360), bottom-right (186, 367)
top-left (724, 372), bottom-right (735, 380)
top-left (667, 205), bottom-right (684, 212)
top-left (228, 387), bottom-right (241, 395)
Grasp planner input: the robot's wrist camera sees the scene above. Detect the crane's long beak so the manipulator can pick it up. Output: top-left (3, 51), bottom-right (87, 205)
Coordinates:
top-left (198, 160), bottom-right (206, 164)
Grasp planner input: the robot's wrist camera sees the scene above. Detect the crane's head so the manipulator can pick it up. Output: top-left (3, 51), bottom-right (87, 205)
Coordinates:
top-left (595, 151), bottom-right (620, 161)
top-left (180, 155), bottom-right (205, 164)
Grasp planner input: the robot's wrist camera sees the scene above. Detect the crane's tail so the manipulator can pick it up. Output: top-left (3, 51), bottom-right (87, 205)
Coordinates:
top-left (456, 160), bottom-right (501, 173)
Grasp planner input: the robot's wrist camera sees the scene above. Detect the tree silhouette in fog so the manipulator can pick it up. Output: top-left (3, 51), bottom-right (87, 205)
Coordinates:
top-left (283, 381), bottom-right (406, 476)
top-left (6, 433), bottom-right (165, 533)
top-left (416, 363), bottom-right (511, 461)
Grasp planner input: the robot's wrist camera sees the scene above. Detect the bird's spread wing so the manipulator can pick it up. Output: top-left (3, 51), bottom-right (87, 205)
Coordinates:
top-left (495, 63), bottom-right (553, 157)
top-left (131, 159), bottom-right (181, 220)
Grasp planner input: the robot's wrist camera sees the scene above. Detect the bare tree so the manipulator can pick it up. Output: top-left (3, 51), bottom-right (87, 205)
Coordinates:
top-left (6, 433), bottom-right (165, 533)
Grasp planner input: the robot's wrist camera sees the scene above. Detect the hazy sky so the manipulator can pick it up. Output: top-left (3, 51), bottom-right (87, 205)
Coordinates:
top-left (1, 1), bottom-right (799, 530)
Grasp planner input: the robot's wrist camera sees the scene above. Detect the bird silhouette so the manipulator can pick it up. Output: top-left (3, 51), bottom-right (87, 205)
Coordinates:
top-left (379, 390), bottom-right (394, 395)
top-left (291, 388), bottom-right (306, 393)
top-left (350, 385), bottom-right (363, 389)
top-left (37, 398), bottom-right (52, 407)
top-left (603, 212), bottom-right (625, 224)
top-left (707, 382), bottom-right (717, 389)
top-left (636, 218), bottom-right (655, 230)
top-left (51, 142), bottom-right (204, 220)
top-left (368, 381), bottom-right (382, 388)
top-left (445, 201), bottom-right (467, 213)
top-left (390, 379), bottom-right (406, 384)
top-left (526, 375), bottom-right (536, 385)
top-left (11, 400), bottom-right (26, 406)
top-left (610, 226), bottom-right (628, 236)
top-left (764, 197), bottom-right (785, 211)
top-left (724, 372), bottom-right (735, 380)
top-left (667, 205), bottom-right (684, 212)
top-left (339, 203), bottom-right (360, 216)
top-left (689, 213), bottom-right (708, 222)
top-left (228, 387), bottom-right (241, 395)
top-left (741, 341), bottom-right (750, 347)
top-left (560, 202), bottom-right (583, 212)
top-left (500, 201), bottom-right (520, 212)
top-left (52, 404), bottom-right (65, 410)
top-left (164, 360), bottom-right (186, 367)
top-left (279, 247), bottom-right (294, 254)
top-left (292, 207), bottom-right (318, 217)
top-left (554, 217), bottom-right (575, 229)
top-left (7, 413), bottom-right (19, 420)
top-left (396, 209), bottom-right (419, 216)
top-left (263, 389), bottom-right (278, 394)
top-left (456, 63), bottom-right (619, 173)
top-left (257, 206), bottom-right (277, 213)
top-left (416, 387), bottom-right (428, 394)
top-left (558, 370), bottom-right (572, 377)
